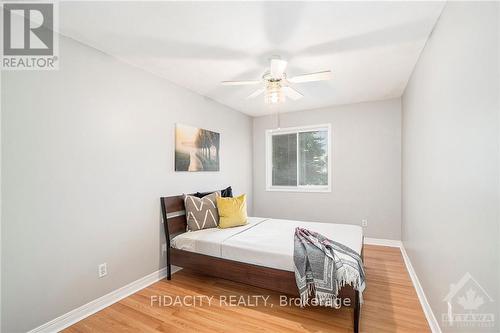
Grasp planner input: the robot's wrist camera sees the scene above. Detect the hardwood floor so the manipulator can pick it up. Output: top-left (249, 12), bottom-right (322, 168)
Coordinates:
top-left (64, 245), bottom-right (429, 332)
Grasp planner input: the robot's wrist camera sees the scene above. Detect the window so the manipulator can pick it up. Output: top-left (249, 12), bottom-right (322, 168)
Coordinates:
top-left (266, 124), bottom-right (331, 192)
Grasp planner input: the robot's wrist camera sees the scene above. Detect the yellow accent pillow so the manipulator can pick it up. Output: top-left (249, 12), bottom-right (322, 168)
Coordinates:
top-left (216, 194), bottom-right (248, 229)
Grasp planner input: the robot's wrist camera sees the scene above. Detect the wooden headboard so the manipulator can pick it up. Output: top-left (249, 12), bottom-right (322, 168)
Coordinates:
top-left (160, 194), bottom-right (190, 246)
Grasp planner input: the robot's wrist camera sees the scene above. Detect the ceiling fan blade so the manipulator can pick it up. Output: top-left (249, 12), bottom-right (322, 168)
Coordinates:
top-left (246, 88), bottom-right (265, 99)
top-left (221, 80), bottom-right (261, 86)
top-left (288, 70), bottom-right (332, 83)
top-left (282, 86), bottom-right (303, 101)
top-left (270, 58), bottom-right (288, 79)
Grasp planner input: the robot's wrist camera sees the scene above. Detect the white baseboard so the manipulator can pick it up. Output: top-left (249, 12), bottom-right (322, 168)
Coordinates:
top-left (28, 266), bottom-right (181, 333)
top-left (364, 237), bottom-right (402, 247)
top-left (399, 245), bottom-right (442, 333)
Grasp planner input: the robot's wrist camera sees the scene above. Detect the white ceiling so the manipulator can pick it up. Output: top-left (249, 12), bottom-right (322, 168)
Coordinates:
top-left (59, 1), bottom-right (445, 117)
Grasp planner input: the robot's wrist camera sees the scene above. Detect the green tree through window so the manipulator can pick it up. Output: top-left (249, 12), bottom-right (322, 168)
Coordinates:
top-left (299, 131), bottom-right (328, 186)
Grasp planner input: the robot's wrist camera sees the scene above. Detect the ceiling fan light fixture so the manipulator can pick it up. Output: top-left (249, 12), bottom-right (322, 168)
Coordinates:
top-left (221, 56), bottom-right (331, 104)
top-left (265, 81), bottom-right (284, 104)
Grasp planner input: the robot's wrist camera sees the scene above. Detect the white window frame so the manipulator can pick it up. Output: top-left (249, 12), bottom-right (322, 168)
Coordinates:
top-left (266, 124), bottom-right (332, 192)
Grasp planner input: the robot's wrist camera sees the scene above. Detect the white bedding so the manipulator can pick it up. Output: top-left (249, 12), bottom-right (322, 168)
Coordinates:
top-left (171, 217), bottom-right (363, 272)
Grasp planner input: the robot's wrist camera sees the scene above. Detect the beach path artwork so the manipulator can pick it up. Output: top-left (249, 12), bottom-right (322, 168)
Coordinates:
top-left (175, 124), bottom-right (220, 172)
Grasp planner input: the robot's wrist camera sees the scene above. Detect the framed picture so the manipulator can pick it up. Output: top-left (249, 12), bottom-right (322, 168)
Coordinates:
top-left (175, 124), bottom-right (220, 172)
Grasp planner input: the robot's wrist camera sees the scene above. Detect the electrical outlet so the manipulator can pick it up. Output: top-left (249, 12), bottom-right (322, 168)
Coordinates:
top-left (161, 243), bottom-right (167, 255)
top-left (361, 219), bottom-right (368, 228)
top-left (98, 263), bottom-right (107, 278)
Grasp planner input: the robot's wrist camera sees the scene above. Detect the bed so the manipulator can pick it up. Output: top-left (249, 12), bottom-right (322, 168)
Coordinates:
top-left (161, 194), bottom-right (364, 333)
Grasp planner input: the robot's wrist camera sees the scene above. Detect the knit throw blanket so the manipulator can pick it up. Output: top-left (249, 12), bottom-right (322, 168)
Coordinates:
top-left (293, 227), bottom-right (366, 308)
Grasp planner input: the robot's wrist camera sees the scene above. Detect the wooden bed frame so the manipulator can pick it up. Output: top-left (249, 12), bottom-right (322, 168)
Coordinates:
top-left (160, 194), bottom-right (362, 333)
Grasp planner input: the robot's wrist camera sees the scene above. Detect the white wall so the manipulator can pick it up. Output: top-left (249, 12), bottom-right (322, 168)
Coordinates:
top-left (253, 99), bottom-right (401, 240)
top-left (1, 36), bottom-right (253, 333)
top-left (402, 2), bottom-right (499, 331)
top-left (0, 69), bottom-right (3, 332)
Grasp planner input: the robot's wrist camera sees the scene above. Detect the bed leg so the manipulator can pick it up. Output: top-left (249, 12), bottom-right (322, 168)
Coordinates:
top-left (353, 291), bottom-right (360, 333)
top-left (167, 263), bottom-right (172, 280)
top-left (166, 248), bottom-right (172, 280)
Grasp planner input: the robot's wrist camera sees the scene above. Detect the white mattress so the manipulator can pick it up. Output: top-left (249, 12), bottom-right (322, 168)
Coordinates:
top-left (171, 217), bottom-right (363, 272)
top-left (171, 217), bottom-right (268, 257)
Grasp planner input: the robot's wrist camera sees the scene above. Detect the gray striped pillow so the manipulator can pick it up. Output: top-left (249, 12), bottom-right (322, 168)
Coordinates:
top-left (184, 192), bottom-right (219, 231)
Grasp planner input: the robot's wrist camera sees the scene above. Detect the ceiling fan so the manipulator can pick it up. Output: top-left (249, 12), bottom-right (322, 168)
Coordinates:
top-left (221, 57), bottom-right (332, 104)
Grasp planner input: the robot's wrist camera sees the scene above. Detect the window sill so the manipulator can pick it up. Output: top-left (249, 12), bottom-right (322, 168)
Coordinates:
top-left (265, 186), bottom-right (331, 193)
